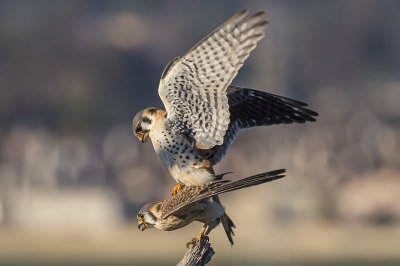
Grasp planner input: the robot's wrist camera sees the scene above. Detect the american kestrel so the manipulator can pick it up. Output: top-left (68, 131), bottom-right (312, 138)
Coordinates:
top-left (132, 9), bottom-right (317, 244)
top-left (137, 169), bottom-right (285, 246)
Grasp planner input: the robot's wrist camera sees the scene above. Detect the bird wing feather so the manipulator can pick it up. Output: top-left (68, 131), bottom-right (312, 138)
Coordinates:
top-left (205, 86), bottom-right (319, 165)
top-left (158, 9), bottom-right (268, 149)
top-left (161, 169), bottom-right (285, 219)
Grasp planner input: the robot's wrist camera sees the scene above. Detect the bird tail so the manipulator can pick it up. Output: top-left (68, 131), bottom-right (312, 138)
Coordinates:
top-left (209, 169), bottom-right (285, 245)
top-left (212, 195), bottom-right (236, 245)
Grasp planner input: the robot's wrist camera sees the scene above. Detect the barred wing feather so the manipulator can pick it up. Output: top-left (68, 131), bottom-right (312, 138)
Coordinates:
top-left (158, 9), bottom-right (268, 149)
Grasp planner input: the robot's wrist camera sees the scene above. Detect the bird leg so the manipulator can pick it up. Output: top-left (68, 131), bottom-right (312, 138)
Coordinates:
top-left (171, 183), bottom-right (185, 196)
top-left (186, 225), bottom-right (209, 248)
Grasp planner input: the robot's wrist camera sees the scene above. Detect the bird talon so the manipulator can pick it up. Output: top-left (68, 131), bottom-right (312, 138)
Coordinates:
top-left (186, 226), bottom-right (208, 248)
top-left (186, 237), bottom-right (197, 248)
top-left (171, 184), bottom-right (184, 196)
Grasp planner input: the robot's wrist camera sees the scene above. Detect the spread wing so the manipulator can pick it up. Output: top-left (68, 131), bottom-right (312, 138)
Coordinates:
top-left (158, 9), bottom-right (268, 149)
top-left (206, 86), bottom-right (319, 165)
top-left (161, 169), bottom-right (285, 219)
top-left (160, 181), bottom-right (227, 219)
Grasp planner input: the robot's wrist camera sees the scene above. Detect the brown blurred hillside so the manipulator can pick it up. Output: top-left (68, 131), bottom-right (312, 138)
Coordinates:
top-left (0, 1), bottom-right (399, 265)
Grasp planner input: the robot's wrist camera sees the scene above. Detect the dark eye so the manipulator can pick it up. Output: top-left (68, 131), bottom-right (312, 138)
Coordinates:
top-left (136, 125), bottom-right (143, 133)
top-left (138, 213), bottom-right (144, 219)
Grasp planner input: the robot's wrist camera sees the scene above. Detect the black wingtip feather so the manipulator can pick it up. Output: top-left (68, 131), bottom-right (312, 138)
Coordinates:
top-left (227, 86), bottom-right (318, 127)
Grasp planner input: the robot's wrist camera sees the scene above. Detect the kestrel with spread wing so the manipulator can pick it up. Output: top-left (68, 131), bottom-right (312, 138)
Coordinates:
top-left (137, 169), bottom-right (285, 246)
top-left (132, 9), bottom-right (318, 245)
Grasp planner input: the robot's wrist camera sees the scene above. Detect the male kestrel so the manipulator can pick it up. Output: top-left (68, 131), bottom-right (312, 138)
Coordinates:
top-left (132, 9), bottom-right (317, 245)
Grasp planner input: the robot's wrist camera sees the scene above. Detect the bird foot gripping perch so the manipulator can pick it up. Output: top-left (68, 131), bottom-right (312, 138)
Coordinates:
top-left (137, 169), bottom-right (286, 265)
top-left (178, 234), bottom-right (214, 266)
top-left (186, 226), bottom-right (209, 248)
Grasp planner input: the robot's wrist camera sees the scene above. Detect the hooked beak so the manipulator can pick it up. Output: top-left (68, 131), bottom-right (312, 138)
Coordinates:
top-left (137, 132), bottom-right (149, 143)
top-left (138, 220), bottom-right (146, 231)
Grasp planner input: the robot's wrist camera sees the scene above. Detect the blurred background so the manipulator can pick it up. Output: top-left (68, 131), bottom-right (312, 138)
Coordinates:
top-left (0, 0), bottom-right (399, 265)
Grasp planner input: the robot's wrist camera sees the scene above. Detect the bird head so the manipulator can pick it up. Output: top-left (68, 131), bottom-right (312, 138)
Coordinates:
top-left (132, 107), bottom-right (159, 143)
top-left (137, 201), bottom-right (162, 231)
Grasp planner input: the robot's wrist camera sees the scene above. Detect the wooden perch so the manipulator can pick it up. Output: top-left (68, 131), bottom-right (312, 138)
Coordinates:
top-left (176, 238), bottom-right (215, 266)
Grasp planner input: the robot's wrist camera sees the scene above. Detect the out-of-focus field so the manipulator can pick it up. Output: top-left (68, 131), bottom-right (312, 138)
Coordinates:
top-left (1, 223), bottom-right (400, 265)
top-left (1, 1), bottom-right (400, 265)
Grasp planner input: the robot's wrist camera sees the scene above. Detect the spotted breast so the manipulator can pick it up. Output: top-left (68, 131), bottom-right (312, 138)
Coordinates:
top-left (149, 113), bottom-right (216, 185)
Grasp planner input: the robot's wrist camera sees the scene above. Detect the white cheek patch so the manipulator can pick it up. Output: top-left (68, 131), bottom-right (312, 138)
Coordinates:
top-left (141, 117), bottom-right (152, 125)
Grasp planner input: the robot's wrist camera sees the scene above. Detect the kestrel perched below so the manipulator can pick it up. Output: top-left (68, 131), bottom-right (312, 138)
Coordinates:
top-left (132, 9), bottom-right (318, 245)
top-left (137, 169), bottom-right (285, 247)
